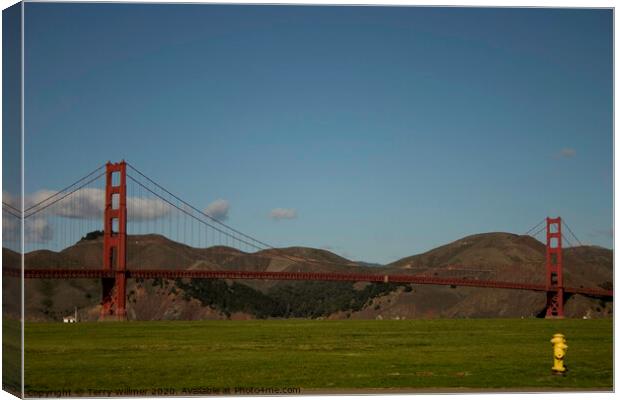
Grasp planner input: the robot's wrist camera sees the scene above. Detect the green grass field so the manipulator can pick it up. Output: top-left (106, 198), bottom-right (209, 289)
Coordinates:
top-left (3, 318), bottom-right (21, 395)
top-left (19, 319), bottom-right (612, 395)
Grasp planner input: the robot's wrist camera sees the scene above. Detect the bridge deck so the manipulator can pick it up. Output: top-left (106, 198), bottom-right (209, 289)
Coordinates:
top-left (3, 268), bottom-right (612, 298)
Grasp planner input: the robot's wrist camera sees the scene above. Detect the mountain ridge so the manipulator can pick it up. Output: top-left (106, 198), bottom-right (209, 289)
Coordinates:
top-left (4, 231), bottom-right (612, 321)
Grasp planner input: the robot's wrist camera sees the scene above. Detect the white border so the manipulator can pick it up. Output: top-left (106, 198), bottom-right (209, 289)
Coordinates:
top-left (0, 1), bottom-right (615, 400)
top-left (20, 1), bottom-right (24, 398)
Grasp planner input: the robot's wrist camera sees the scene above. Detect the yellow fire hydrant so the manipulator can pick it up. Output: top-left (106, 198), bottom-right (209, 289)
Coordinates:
top-left (551, 333), bottom-right (568, 375)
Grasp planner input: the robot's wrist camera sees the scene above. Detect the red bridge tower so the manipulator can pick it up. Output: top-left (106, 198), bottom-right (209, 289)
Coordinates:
top-left (100, 161), bottom-right (128, 320)
top-left (545, 217), bottom-right (564, 318)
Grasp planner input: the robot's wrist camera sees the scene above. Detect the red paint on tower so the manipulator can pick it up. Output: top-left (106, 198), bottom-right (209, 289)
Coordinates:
top-left (101, 161), bottom-right (128, 320)
top-left (545, 217), bottom-right (564, 318)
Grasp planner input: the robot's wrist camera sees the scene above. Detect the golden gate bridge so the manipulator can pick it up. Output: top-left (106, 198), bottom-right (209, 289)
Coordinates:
top-left (2, 161), bottom-right (613, 320)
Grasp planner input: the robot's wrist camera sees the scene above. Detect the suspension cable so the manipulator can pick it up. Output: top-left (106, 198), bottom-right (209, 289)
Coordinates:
top-left (127, 162), bottom-right (275, 250)
top-left (24, 164), bottom-right (105, 213)
top-left (127, 172), bottom-right (362, 269)
top-left (530, 225), bottom-right (547, 239)
top-left (127, 174), bottom-right (264, 251)
top-left (561, 233), bottom-right (575, 248)
top-left (562, 219), bottom-right (583, 247)
top-left (2, 206), bottom-right (21, 219)
top-left (2, 201), bottom-right (21, 214)
top-left (524, 218), bottom-right (546, 236)
top-left (24, 171), bottom-right (106, 219)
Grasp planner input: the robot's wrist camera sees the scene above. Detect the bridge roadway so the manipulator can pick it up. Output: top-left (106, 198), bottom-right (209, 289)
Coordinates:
top-left (3, 267), bottom-right (613, 298)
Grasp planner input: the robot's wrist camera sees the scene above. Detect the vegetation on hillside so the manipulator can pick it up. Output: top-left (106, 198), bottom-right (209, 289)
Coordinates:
top-left (175, 279), bottom-right (280, 318)
top-left (80, 230), bottom-right (104, 241)
top-left (176, 279), bottom-right (406, 318)
top-left (268, 281), bottom-right (404, 318)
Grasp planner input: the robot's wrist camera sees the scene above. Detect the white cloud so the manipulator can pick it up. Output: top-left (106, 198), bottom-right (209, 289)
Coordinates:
top-left (559, 148), bottom-right (576, 158)
top-left (2, 213), bottom-right (19, 237)
top-left (204, 199), bottom-right (230, 221)
top-left (4, 194), bottom-right (53, 244)
top-left (2, 213), bottom-right (53, 245)
top-left (127, 195), bottom-right (173, 221)
top-left (30, 188), bottom-right (103, 219)
top-left (23, 188), bottom-right (172, 221)
top-left (15, 188), bottom-right (173, 244)
top-left (25, 216), bottom-right (53, 243)
top-left (270, 208), bottom-right (297, 220)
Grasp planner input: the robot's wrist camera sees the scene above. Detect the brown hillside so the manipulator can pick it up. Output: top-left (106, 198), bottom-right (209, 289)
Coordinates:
top-left (386, 232), bottom-right (612, 289)
top-left (18, 231), bottom-right (613, 321)
top-left (3, 248), bottom-right (20, 268)
top-left (389, 233), bottom-right (543, 273)
top-left (369, 232), bottom-right (613, 319)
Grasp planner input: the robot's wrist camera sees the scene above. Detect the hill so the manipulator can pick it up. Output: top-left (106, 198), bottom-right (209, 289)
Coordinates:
top-left (366, 233), bottom-right (613, 319)
top-left (12, 232), bottom-right (613, 321)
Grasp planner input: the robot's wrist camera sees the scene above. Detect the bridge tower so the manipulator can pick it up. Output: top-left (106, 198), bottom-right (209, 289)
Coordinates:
top-left (100, 161), bottom-right (128, 320)
top-left (545, 217), bottom-right (564, 318)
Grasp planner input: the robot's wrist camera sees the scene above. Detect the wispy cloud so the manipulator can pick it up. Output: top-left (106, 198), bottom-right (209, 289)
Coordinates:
top-left (270, 208), bottom-right (297, 220)
top-left (204, 199), bottom-right (230, 221)
top-left (2, 214), bottom-right (53, 244)
top-left (558, 148), bottom-right (576, 158)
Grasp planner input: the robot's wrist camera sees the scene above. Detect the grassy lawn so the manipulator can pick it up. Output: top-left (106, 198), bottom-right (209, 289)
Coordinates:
top-left (3, 318), bottom-right (22, 396)
top-left (23, 319), bottom-right (612, 395)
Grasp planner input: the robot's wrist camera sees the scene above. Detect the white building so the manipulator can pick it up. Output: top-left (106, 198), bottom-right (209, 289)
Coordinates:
top-left (63, 307), bottom-right (78, 323)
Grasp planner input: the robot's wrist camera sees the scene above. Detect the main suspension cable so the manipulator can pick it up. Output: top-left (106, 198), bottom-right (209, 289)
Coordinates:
top-left (530, 225), bottom-right (547, 239)
top-left (524, 219), bottom-right (546, 236)
top-left (2, 201), bottom-right (21, 214)
top-left (24, 171), bottom-right (106, 219)
top-left (2, 205), bottom-right (21, 219)
top-left (24, 164), bottom-right (105, 213)
top-left (562, 219), bottom-right (584, 247)
top-left (127, 174), bottom-right (264, 252)
top-left (127, 162), bottom-right (276, 250)
top-left (561, 233), bottom-right (575, 248)
top-left (126, 169), bottom-right (363, 269)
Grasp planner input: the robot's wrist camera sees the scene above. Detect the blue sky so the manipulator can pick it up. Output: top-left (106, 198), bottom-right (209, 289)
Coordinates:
top-left (23, 4), bottom-right (612, 263)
